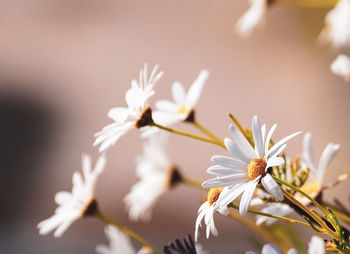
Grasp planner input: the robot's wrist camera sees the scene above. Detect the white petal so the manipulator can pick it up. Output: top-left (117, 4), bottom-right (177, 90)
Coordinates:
top-left (287, 249), bottom-right (298, 254)
top-left (266, 131), bottom-right (301, 158)
top-left (211, 155), bottom-right (247, 170)
top-left (172, 82), bottom-right (186, 105)
top-left (216, 183), bottom-right (250, 209)
top-left (261, 173), bottom-right (283, 201)
top-left (224, 138), bottom-right (253, 164)
top-left (155, 100), bottom-right (178, 113)
top-left (302, 132), bottom-right (316, 172)
top-left (308, 235), bottom-right (325, 254)
top-left (228, 124), bottom-right (256, 160)
top-left (186, 70), bottom-right (209, 108)
top-left (266, 157), bottom-right (285, 169)
top-left (239, 177), bottom-right (260, 215)
top-left (262, 244), bottom-right (282, 254)
top-left (207, 165), bottom-right (245, 176)
top-left (252, 116), bottom-right (264, 158)
top-left (202, 174), bottom-right (247, 188)
top-left (331, 54), bottom-right (350, 80)
top-left (265, 124), bottom-right (277, 154)
top-left (317, 143), bottom-right (339, 184)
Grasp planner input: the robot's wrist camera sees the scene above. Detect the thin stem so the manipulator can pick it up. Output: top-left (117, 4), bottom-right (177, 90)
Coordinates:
top-left (291, 0), bottom-right (338, 8)
top-left (273, 176), bottom-right (330, 218)
top-left (96, 208), bottom-right (159, 254)
top-left (322, 202), bottom-right (350, 224)
top-left (181, 175), bottom-right (203, 190)
top-left (228, 203), bottom-right (314, 229)
top-left (228, 113), bottom-right (254, 147)
top-left (152, 122), bottom-right (226, 148)
top-left (281, 189), bottom-right (339, 240)
top-left (192, 121), bottom-right (224, 145)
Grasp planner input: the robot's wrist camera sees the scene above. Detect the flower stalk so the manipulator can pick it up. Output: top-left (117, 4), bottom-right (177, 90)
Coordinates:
top-left (192, 120), bottom-right (224, 145)
top-left (95, 208), bottom-right (159, 254)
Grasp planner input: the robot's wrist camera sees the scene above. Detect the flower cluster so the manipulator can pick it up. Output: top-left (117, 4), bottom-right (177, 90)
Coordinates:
top-left (38, 65), bottom-right (350, 254)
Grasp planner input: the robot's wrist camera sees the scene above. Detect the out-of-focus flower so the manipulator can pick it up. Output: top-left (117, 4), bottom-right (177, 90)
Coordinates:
top-left (195, 188), bottom-right (228, 241)
top-left (246, 236), bottom-right (324, 254)
top-left (94, 64), bottom-right (163, 152)
top-left (37, 154), bottom-right (106, 237)
top-left (202, 116), bottom-right (301, 215)
top-left (96, 225), bottom-right (136, 254)
top-left (236, 0), bottom-right (270, 37)
top-left (164, 234), bottom-right (208, 254)
top-left (96, 226), bottom-right (153, 254)
top-left (141, 70), bottom-right (209, 138)
top-left (319, 0), bottom-right (350, 48)
top-left (301, 132), bottom-right (339, 199)
top-left (155, 70), bottom-right (209, 123)
top-left (331, 54), bottom-right (350, 82)
top-left (124, 133), bottom-right (182, 222)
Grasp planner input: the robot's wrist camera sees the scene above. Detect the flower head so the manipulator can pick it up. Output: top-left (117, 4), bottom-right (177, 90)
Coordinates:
top-left (37, 154), bottom-right (106, 237)
top-left (163, 234), bottom-right (207, 254)
top-left (124, 133), bottom-right (181, 222)
top-left (94, 64), bottom-right (163, 152)
top-left (194, 188), bottom-right (228, 241)
top-left (331, 55), bottom-right (350, 82)
top-left (319, 0), bottom-right (350, 48)
top-left (155, 70), bottom-right (209, 123)
top-left (236, 0), bottom-right (271, 37)
top-left (202, 115), bottom-right (301, 215)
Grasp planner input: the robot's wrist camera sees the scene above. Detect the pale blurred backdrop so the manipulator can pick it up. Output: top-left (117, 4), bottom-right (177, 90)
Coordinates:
top-left (0, 1), bottom-right (349, 253)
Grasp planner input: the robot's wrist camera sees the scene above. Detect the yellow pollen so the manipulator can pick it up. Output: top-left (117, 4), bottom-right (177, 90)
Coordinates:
top-left (301, 182), bottom-right (320, 195)
top-left (133, 107), bottom-right (137, 111)
top-left (176, 104), bottom-right (187, 115)
top-left (247, 158), bottom-right (267, 180)
top-left (207, 188), bottom-right (223, 206)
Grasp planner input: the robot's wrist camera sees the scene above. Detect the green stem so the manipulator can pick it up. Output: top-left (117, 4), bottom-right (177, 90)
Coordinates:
top-left (192, 121), bottom-right (224, 146)
top-left (228, 203), bottom-right (314, 229)
top-left (96, 208), bottom-right (159, 254)
top-left (181, 175), bottom-right (203, 190)
top-left (322, 202), bottom-right (350, 224)
top-left (152, 122), bottom-right (226, 148)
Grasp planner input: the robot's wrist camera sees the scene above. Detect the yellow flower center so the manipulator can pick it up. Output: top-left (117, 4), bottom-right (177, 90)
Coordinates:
top-left (176, 104), bottom-right (187, 115)
top-left (207, 188), bottom-right (223, 206)
top-left (247, 158), bottom-right (267, 180)
top-left (300, 182), bottom-right (320, 196)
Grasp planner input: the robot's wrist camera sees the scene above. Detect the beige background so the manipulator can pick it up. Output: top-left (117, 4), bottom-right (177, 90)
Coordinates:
top-left (0, 1), bottom-right (349, 253)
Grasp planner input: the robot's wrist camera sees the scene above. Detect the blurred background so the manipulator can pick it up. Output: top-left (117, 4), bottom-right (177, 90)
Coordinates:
top-left (0, 0), bottom-right (349, 253)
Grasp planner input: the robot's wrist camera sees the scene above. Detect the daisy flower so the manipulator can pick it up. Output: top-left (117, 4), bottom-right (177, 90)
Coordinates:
top-left (319, 0), bottom-right (350, 48)
top-left (246, 235), bottom-right (325, 254)
top-left (124, 133), bottom-right (182, 222)
top-left (254, 132), bottom-right (339, 225)
top-left (202, 115), bottom-right (301, 215)
top-left (194, 187), bottom-right (228, 241)
top-left (37, 154), bottom-right (106, 237)
top-left (331, 54), bottom-right (350, 82)
top-left (236, 0), bottom-right (271, 37)
top-left (155, 69), bottom-right (209, 123)
top-left (94, 64), bottom-right (164, 152)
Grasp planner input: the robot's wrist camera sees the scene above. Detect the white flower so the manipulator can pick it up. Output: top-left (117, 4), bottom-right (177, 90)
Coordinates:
top-left (331, 54), bottom-right (350, 82)
top-left (246, 235), bottom-right (324, 254)
top-left (319, 0), bottom-right (350, 48)
top-left (94, 64), bottom-right (164, 152)
top-left (37, 154), bottom-right (106, 237)
top-left (124, 133), bottom-right (181, 222)
top-left (254, 132), bottom-right (339, 225)
top-left (155, 70), bottom-right (209, 123)
top-left (202, 115), bottom-right (301, 215)
top-left (236, 0), bottom-right (268, 37)
top-left (96, 225), bottom-right (136, 254)
top-left (195, 188), bottom-right (228, 241)
top-left (301, 132), bottom-right (339, 198)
